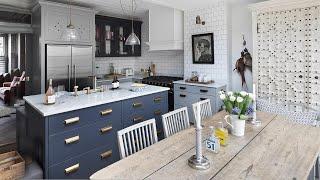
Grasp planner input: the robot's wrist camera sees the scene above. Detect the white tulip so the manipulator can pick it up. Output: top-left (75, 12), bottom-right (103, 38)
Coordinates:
top-left (248, 93), bottom-right (254, 99)
top-left (240, 91), bottom-right (248, 97)
top-left (230, 96), bottom-right (236, 102)
top-left (219, 91), bottom-right (225, 95)
top-left (236, 96), bottom-right (244, 103)
top-left (220, 94), bottom-right (226, 100)
top-left (227, 91), bottom-right (233, 96)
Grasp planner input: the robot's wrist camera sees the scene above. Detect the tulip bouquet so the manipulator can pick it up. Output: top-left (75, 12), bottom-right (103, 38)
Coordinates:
top-left (219, 91), bottom-right (254, 120)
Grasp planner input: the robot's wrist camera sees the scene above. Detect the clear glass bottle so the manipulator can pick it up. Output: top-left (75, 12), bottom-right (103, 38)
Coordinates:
top-left (209, 126), bottom-right (220, 153)
top-left (215, 122), bottom-right (229, 146)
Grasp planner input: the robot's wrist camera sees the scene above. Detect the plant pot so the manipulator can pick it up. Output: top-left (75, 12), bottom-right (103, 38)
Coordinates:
top-left (224, 115), bottom-right (246, 137)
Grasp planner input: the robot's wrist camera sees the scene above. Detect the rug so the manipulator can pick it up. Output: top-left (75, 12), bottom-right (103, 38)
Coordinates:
top-left (0, 106), bottom-right (16, 118)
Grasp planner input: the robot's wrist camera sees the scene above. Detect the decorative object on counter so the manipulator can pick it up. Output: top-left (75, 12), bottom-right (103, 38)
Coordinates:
top-left (233, 35), bottom-right (252, 90)
top-left (188, 102), bottom-right (210, 170)
top-left (83, 87), bottom-right (91, 94)
top-left (122, 68), bottom-right (134, 76)
top-left (44, 79), bottom-right (55, 105)
top-left (120, 0), bottom-right (140, 46)
top-left (151, 63), bottom-right (156, 76)
top-left (61, 0), bottom-right (79, 41)
top-left (250, 84), bottom-right (261, 126)
top-left (219, 91), bottom-right (253, 136)
top-left (185, 79), bottom-right (214, 85)
top-left (215, 121), bottom-right (229, 146)
top-left (110, 63), bottom-right (115, 75)
top-left (130, 83), bottom-right (146, 92)
top-left (206, 126), bottom-right (220, 153)
top-left (0, 151), bottom-right (25, 179)
top-left (192, 33), bottom-right (214, 64)
top-left (73, 86), bottom-right (78, 96)
top-left (195, 15), bottom-right (205, 25)
top-left (111, 76), bottom-right (120, 89)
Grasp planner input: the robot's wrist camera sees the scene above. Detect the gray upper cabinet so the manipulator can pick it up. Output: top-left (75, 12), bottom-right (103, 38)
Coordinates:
top-left (39, 1), bottom-right (94, 44)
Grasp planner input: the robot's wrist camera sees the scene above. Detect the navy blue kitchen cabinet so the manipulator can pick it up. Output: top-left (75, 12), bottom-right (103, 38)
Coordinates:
top-left (17, 91), bottom-right (168, 179)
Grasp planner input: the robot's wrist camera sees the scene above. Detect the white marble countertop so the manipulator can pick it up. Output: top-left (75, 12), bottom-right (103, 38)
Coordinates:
top-left (24, 82), bottom-right (169, 117)
top-left (173, 80), bottom-right (226, 88)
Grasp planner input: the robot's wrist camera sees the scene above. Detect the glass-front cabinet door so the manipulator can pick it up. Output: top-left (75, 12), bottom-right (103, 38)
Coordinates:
top-left (95, 15), bottom-right (142, 57)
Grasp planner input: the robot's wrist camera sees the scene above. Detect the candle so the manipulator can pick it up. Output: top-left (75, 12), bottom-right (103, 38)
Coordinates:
top-left (196, 103), bottom-right (201, 129)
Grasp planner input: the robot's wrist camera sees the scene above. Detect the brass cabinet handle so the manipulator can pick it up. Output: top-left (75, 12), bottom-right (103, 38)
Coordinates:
top-left (154, 97), bottom-right (162, 103)
top-left (100, 109), bottom-right (113, 116)
top-left (65, 135), bottom-right (80, 144)
top-left (64, 117), bottom-right (80, 125)
top-left (180, 94), bottom-right (186, 97)
top-left (154, 110), bottom-right (162, 115)
top-left (133, 116), bottom-right (144, 122)
top-left (132, 102), bottom-right (143, 108)
top-left (100, 126), bottom-right (112, 134)
top-left (100, 150), bottom-right (112, 159)
top-left (65, 163), bottom-right (80, 174)
top-left (179, 87), bottom-right (186, 90)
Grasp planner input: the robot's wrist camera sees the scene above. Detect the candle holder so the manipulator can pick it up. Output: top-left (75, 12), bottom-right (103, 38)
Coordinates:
top-left (188, 127), bottom-right (210, 170)
top-left (250, 100), bottom-right (261, 126)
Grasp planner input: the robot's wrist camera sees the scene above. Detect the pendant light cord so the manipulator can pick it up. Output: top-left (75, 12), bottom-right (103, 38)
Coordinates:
top-left (69, 0), bottom-right (72, 25)
top-left (131, 0), bottom-right (134, 32)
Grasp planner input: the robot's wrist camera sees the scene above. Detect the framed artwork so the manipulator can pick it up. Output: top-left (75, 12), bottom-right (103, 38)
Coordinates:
top-left (192, 33), bottom-right (214, 64)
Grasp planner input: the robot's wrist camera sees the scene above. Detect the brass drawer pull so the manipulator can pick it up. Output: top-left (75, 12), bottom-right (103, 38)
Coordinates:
top-left (154, 110), bottom-right (162, 115)
top-left (64, 117), bottom-right (80, 125)
top-left (154, 97), bottom-right (162, 102)
top-left (133, 116), bottom-right (144, 122)
top-left (65, 163), bottom-right (79, 174)
top-left (65, 135), bottom-right (80, 144)
top-left (200, 98), bottom-right (208, 101)
top-left (100, 109), bottom-right (113, 116)
top-left (132, 102), bottom-right (143, 108)
top-left (100, 126), bottom-right (112, 134)
top-left (100, 150), bottom-right (112, 159)
top-left (180, 94), bottom-right (186, 97)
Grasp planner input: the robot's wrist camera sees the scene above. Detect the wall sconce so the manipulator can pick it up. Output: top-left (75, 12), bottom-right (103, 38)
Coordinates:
top-left (196, 15), bottom-right (205, 25)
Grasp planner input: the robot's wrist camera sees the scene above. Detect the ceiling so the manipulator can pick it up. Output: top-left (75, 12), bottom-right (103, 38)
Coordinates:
top-left (0, 0), bottom-right (267, 18)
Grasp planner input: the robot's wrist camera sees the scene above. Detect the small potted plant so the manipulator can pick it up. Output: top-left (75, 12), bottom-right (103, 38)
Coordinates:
top-left (219, 91), bottom-right (253, 136)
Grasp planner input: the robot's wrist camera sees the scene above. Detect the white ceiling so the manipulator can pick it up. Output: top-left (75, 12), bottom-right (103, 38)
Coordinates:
top-left (0, 0), bottom-right (267, 18)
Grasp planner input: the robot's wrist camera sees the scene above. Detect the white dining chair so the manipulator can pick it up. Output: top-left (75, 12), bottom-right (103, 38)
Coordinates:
top-left (117, 119), bottom-right (158, 159)
top-left (192, 99), bottom-right (212, 121)
top-left (162, 107), bottom-right (190, 138)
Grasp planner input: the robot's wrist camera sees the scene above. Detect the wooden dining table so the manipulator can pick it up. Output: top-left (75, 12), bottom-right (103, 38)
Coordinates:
top-left (90, 111), bottom-right (320, 180)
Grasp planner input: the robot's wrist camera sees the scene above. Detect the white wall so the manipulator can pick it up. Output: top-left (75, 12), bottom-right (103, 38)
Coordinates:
top-left (95, 12), bottom-right (184, 77)
top-left (184, 0), bottom-right (229, 85)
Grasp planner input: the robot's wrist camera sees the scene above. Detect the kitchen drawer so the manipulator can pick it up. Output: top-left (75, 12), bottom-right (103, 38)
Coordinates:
top-left (152, 91), bottom-right (168, 108)
top-left (48, 144), bottom-right (119, 179)
top-left (48, 118), bottom-right (121, 166)
top-left (174, 91), bottom-right (199, 105)
top-left (48, 101), bottom-right (121, 135)
top-left (174, 84), bottom-right (216, 95)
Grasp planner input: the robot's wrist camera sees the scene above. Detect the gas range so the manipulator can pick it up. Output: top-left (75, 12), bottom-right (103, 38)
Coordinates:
top-left (142, 76), bottom-right (183, 88)
top-left (142, 76), bottom-right (183, 111)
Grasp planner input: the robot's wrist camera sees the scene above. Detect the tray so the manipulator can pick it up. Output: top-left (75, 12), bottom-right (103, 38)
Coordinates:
top-left (185, 79), bottom-right (215, 84)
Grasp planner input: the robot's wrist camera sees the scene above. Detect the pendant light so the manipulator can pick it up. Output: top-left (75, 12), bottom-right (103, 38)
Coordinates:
top-left (124, 0), bottom-right (140, 46)
top-left (61, 0), bottom-right (79, 41)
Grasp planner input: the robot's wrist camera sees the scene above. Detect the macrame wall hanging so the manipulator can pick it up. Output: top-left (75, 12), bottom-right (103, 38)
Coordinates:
top-left (256, 5), bottom-right (320, 111)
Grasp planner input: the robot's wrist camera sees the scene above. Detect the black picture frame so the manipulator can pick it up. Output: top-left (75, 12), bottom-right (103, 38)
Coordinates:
top-left (192, 33), bottom-right (214, 64)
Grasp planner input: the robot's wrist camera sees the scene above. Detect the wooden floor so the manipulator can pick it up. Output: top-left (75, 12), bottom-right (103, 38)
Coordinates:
top-left (0, 108), bottom-right (16, 153)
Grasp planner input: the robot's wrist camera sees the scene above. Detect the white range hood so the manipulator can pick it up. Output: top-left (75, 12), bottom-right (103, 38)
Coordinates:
top-left (146, 5), bottom-right (184, 51)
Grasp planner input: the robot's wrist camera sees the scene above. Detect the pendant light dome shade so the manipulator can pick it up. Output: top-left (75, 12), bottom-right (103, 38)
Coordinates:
top-left (61, 0), bottom-right (80, 41)
top-left (125, 32), bottom-right (140, 45)
top-left (61, 24), bottom-right (79, 41)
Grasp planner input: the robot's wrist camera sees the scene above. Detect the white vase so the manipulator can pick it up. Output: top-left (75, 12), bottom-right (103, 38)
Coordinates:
top-left (224, 115), bottom-right (246, 137)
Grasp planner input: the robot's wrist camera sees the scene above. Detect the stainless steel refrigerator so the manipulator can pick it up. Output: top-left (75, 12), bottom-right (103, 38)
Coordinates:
top-left (45, 44), bottom-right (93, 92)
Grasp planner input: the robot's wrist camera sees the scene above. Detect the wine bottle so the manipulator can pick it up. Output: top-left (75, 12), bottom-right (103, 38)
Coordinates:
top-left (45, 79), bottom-right (55, 105)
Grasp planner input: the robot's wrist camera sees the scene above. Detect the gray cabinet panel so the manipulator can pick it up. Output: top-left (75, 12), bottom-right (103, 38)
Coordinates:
top-left (48, 144), bottom-right (118, 179)
top-left (49, 117), bottom-right (121, 166)
top-left (48, 101), bottom-right (121, 135)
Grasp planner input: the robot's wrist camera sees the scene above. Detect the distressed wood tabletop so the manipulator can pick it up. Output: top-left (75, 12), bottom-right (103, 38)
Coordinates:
top-left (90, 112), bottom-right (276, 179)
